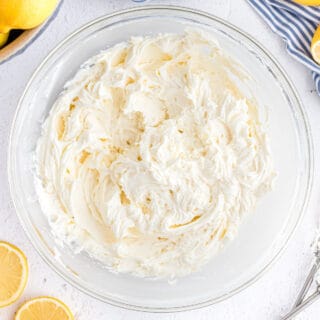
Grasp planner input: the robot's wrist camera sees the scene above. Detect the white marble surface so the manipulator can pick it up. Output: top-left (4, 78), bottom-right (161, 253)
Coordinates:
top-left (1, 0), bottom-right (320, 319)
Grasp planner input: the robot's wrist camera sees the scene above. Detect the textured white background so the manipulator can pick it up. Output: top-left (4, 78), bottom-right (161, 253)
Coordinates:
top-left (1, 0), bottom-right (320, 319)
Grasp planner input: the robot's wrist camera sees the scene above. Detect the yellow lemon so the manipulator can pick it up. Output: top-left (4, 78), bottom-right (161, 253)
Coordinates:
top-left (293, 0), bottom-right (320, 5)
top-left (311, 25), bottom-right (320, 64)
top-left (0, 31), bottom-right (9, 48)
top-left (15, 297), bottom-right (74, 320)
top-left (0, 241), bottom-right (28, 308)
top-left (0, 0), bottom-right (58, 47)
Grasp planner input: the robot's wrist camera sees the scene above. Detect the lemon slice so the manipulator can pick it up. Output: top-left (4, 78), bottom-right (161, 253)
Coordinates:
top-left (311, 25), bottom-right (320, 64)
top-left (0, 241), bottom-right (28, 308)
top-left (15, 296), bottom-right (74, 320)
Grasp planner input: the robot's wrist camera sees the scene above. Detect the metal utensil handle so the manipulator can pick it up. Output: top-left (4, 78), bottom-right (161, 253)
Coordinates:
top-left (294, 261), bottom-right (320, 307)
top-left (282, 290), bottom-right (320, 320)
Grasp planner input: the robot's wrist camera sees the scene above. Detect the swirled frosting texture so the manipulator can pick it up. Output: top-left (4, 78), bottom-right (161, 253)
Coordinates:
top-left (35, 29), bottom-right (275, 278)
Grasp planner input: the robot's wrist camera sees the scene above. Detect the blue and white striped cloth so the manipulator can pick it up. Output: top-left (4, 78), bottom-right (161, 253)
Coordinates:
top-left (248, 0), bottom-right (320, 95)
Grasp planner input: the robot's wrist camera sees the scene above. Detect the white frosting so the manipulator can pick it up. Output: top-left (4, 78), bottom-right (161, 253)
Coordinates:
top-left (35, 29), bottom-right (275, 278)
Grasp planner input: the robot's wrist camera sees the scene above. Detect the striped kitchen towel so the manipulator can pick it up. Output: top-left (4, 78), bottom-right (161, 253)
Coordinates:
top-left (248, 0), bottom-right (320, 95)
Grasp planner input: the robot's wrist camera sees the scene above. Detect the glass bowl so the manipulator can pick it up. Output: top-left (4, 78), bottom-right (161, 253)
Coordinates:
top-left (8, 6), bottom-right (313, 312)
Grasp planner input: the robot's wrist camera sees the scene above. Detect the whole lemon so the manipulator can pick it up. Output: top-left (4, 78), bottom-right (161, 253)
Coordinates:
top-left (292, 0), bottom-right (320, 5)
top-left (311, 25), bottom-right (320, 64)
top-left (0, 0), bottom-right (58, 47)
top-left (0, 31), bottom-right (8, 48)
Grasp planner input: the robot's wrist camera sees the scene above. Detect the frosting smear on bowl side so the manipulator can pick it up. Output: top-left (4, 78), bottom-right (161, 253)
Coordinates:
top-left (35, 29), bottom-right (275, 278)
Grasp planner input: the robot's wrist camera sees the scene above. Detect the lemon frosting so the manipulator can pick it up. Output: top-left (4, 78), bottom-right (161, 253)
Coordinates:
top-left (35, 29), bottom-right (275, 278)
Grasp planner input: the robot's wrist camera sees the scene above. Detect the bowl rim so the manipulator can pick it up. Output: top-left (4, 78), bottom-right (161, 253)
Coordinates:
top-left (8, 5), bottom-right (314, 313)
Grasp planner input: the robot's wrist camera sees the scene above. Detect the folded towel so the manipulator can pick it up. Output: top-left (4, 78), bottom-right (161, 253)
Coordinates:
top-left (248, 0), bottom-right (320, 95)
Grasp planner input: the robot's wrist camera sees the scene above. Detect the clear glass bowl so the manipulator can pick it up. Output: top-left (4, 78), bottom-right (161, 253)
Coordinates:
top-left (8, 6), bottom-right (313, 312)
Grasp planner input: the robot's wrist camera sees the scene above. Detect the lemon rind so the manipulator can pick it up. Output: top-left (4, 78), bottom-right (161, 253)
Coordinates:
top-left (0, 241), bottom-right (29, 308)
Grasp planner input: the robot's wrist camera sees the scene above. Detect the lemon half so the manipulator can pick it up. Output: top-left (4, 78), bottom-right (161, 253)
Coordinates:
top-left (0, 241), bottom-right (28, 308)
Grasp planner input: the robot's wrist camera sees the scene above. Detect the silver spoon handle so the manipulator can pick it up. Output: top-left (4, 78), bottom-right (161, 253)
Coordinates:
top-left (282, 290), bottom-right (320, 320)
